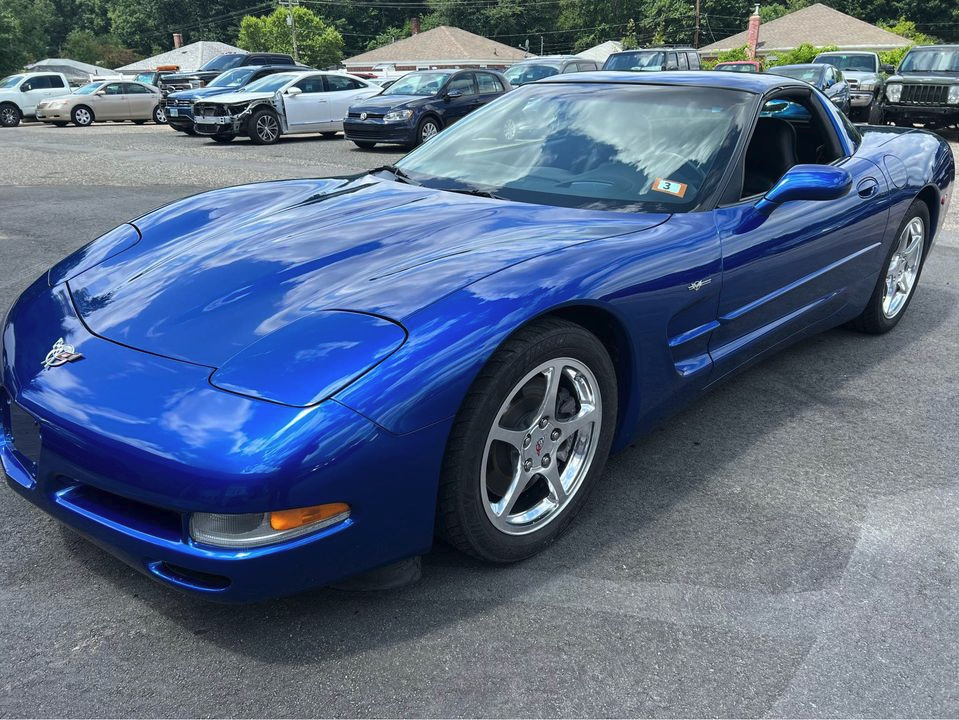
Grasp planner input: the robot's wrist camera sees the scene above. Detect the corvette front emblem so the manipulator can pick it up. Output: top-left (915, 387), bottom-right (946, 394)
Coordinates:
top-left (42, 338), bottom-right (83, 370)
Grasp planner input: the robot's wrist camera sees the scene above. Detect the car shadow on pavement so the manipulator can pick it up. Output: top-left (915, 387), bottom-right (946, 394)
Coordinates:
top-left (57, 280), bottom-right (956, 667)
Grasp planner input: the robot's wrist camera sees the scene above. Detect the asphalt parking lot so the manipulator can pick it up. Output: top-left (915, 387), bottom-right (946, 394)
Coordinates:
top-left (1, 122), bottom-right (958, 718)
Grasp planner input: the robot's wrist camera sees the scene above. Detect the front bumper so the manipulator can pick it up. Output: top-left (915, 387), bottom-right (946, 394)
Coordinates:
top-left (343, 118), bottom-right (417, 145)
top-left (1, 277), bottom-right (446, 602)
top-left (884, 103), bottom-right (959, 123)
top-left (194, 115), bottom-right (239, 136)
top-left (164, 106), bottom-right (194, 128)
top-left (36, 109), bottom-right (68, 121)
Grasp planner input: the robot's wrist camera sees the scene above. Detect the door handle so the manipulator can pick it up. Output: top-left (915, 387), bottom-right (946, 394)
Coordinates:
top-left (857, 178), bottom-right (879, 199)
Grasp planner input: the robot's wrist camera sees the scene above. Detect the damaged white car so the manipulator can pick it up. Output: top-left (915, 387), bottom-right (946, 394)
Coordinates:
top-left (193, 71), bottom-right (381, 144)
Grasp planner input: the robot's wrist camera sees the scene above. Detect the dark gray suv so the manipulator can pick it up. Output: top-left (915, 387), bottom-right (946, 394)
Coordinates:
top-left (504, 56), bottom-right (600, 86)
top-left (602, 47), bottom-right (701, 72)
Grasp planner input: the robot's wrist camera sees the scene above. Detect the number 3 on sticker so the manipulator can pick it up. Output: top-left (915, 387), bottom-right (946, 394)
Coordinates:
top-left (653, 177), bottom-right (688, 198)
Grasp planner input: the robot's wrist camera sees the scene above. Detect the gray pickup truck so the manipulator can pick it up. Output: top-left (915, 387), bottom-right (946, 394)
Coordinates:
top-left (813, 51), bottom-right (893, 123)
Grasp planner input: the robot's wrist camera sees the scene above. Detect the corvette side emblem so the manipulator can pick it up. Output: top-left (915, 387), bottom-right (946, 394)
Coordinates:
top-left (42, 338), bottom-right (83, 370)
top-left (688, 278), bottom-right (712, 292)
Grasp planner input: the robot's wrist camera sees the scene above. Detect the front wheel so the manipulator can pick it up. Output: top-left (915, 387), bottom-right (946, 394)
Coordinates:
top-left (0, 103), bottom-right (22, 127)
top-left (853, 200), bottom-right (929, 334)
top-left (353, 140), bottom-right (376, 149)
top-left (71, 106), bottom-right (93, 127)
top-left (416, 116), bottom-right (441, 146)
top-left (210, 132), bottom-right (235, 143)
top-left (247, 108), bottom-right (280, 145)
top-left (437, 318), bottom-right (617, 562)
top-left (867, 102), bottom-right (884, 125)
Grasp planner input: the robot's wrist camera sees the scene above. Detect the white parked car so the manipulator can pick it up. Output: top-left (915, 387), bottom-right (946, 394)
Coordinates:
top-left (192, 71), bottom-right (381, 144)
top-left (0, 72), bottom-right (71, 127)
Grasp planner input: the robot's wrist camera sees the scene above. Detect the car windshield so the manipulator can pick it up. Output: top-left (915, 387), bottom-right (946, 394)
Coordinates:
top-left (715, 63), bottom-right (756, 72)
top-left (134, 72), bottom-right (155, 84)
top-left (242, 73), bottom-right (297, 93)
top-left (395, 83), bottom-right (750, 213)
top-left (0, 74), bottom-right (24, 89)
top-left (382, 72), bottom-right (452, 96)
top-left (769, 66), bottom-right (822, 84)
top-left (73, 82), bottom-right (104, 95)
top-left (604, 51), bottom-right (665, 71)
top-left (208, 67), bottom-right (258, 88)
top-left (504, 64), bottom-right (561, 85)
top-left (814, 54), bottom-right (877, 72)
top-left (898, 48), bottom-right (959, 73)
top-left (201, 54), bottom-right (245, 72)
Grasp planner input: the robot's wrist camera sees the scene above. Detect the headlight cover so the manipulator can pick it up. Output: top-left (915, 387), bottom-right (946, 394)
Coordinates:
top-left (858, 80), bottom-right (876, 91)
top-left (384, 108), bottom-right (414, 122)
top-left (886, 83), bottom-right (902, 102)
top-left (948, 86), bottom-right (959, 104)
top-left (190, 504), bottom-right (351, 548)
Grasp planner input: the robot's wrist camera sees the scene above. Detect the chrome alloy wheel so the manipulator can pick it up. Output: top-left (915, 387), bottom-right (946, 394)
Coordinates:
top-left (882, 216), bottom-right (924, 319)
top-left (481, 357), bottom-right (602, 535)
top-left (420, 120), bottom-right (439, 142)
top-left (0, 106), bottom-right (18, 126)
top-left (153, 105), bottom-right (166, 124)
top-left (73, 108), bottom-right (92, 126)
top-left (256, 114), bottom-right (279, 142)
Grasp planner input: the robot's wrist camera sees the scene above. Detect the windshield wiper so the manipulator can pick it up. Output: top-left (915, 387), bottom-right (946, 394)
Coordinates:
top-left (444, 186), bottom-right (505, 200)
top-left (371, 164), bottom-right (421, 186)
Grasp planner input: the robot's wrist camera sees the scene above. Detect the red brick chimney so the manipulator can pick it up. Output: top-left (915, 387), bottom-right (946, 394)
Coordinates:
top-left (173, 32), bottom-right (183, 49)
top-left (411, 17), bottom-right (421, 35)
top-left (746, 5), bottom-right (760, 59)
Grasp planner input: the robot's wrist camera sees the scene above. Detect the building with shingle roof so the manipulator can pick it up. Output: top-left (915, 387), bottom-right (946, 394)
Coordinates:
top-left (116, 41), bottom-right (245, 75)
top-left (701, 3), bottom-right (911, 56)
top-left (577, 41), bottom-right (623, 63)
top-left (343, 25), bottom-right (529, 72)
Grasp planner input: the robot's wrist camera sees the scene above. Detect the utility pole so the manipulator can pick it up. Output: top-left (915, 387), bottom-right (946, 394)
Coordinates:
top-left (693, 0), bottom-right (701, 48)
top-left (284, 0), bottom-right (299, 63)
top-left (540, 36), bottom-right (544, 55)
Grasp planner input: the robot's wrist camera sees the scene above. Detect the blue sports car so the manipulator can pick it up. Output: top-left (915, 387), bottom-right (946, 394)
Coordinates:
top-left (1, 72), bottom-right (953, 601)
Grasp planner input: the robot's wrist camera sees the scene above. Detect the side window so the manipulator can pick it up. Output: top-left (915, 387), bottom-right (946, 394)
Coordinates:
top-left (476, 72), bottom-right (503, 93)
top-left (104, 83), bottom-right (125, 95)
top-left (688, 53), bottom-right (701, 70)
top-left (47, 75), bottom-right (65, 88)
top-left (27, 76), bottom-right (49, 90)
top-left (325, 75), bottom-right (365, 91)
top-left (447, 74), bottom-right (476, 95)
top-left (582, 61), bottom-right (599, 71)
top-left (124, 83), bottom-right (150, 94)
top-left (294, 76), bottom-right (325, 93)
top-left (249, 57), bottom-right (269, 65)
top-left (678, 53), bottom-right (689, 70)
top-left (825, 67), bottom-right (835, 86)
top-left (665, 53), bottom-right (679, 71)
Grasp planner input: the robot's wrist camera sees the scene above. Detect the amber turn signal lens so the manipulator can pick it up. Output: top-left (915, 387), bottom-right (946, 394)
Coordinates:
top-left (269, 503), bottom-right (350, 531)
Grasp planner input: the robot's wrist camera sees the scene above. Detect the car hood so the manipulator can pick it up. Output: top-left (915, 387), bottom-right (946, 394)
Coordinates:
top-left (890, 72), bottom-right (959, 84)
top-left (196, 90), bottom-right (274, 105)
top-left (350, 95), bottom-right (427, 113)
top-left (170, 86), bottom-right (235, 100)
top-left (66, 176), bottom-right (668, 367)
top-left (842, 70), bottom-right (880, 83)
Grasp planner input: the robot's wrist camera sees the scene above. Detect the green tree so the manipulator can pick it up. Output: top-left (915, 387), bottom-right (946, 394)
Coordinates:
top-left (621, 18), bottom-right (638, 50)
top-left (237, 6), bottom-right (344, 69)
top-left (0, 0), bottom-right (55, 75)
top-left (767, 43), bottom-right (838, 66)
top-left (62, 28), bottom-right (139, 68)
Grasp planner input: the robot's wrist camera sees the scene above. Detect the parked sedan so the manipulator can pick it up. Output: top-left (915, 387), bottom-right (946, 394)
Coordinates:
top-left (766, 63), bottom-right (850, 114)
top-left (503, 56), bottom-right (599, 86)
top-left (36, 80), bottom-right (165, 126)
top-left (193, 71), bottom-right (379, 144)
top-left (343, 69), bottom-right (510, 149)
top-left (714, 60), bottom-right (762, 73)
top-left (163, 64), bottom-right (301, 134)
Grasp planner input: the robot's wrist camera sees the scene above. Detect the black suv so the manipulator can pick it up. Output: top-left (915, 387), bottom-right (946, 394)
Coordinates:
top-left (602, 47), bottom-right (701, 72)
top-left (884, 45), bottom-right (959, 128)
top-left (159, 52), bottom-right (297, 95)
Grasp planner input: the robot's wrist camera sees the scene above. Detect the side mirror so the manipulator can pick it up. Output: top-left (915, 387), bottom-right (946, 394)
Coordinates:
top-left (756, 165), bottom-right (852, 214)
top-left (94, 90), bottom-right (106, 96)
top-left (444, 89), bottom-right (463, 100)
top-left (285, 86), bottom-right (302, 96)
top-left (881, 64), bottom-right (895, 74)
top-left (20, 85), bottom-right (30, 92)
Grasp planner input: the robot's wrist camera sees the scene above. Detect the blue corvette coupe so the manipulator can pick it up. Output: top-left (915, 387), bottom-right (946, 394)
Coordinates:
top-left (1, 72), bottom-right (953, 601)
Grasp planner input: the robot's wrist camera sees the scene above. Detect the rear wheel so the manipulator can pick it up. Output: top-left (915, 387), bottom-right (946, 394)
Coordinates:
top-left (353, 140), bottom-right (376, 149)
top-left (0, 103), bottom-right (22, 127)
top-left (437, 318), bottom-right (617, 562)
top-left (853, 200), bottom-right (929, 334)
top-left (248, 108), bottom-right (280, 145)
top-left (71, 106), bottom-right (93, 127)
top-left (321, 131), bottom-right (338, 138)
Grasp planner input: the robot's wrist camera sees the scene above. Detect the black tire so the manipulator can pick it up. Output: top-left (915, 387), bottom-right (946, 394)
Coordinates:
top-left (211, 132), bottom-right (235, 143)
top-left (133, 120), bottom-right (147, 125)
top-left (71, 106), bottom-right (94, 127)
top-left (852, 200), bottom-right (930, 334)
top-left (52, 121), bottom-right (68, 128)
top-left (247, 108), bottom-right (281, 145)
top-left (867, 102), bottom-right (884, 125)
top-left (415, 115), bottom-right (441, 146)
top-left (436, 317), bottom-right (618, 563)
top-left (0, 103), bottom-right (22, 127)
top-left (153, 105), bottom-right (166, 124)
top-left (353, 140), bottom-right (376, 149)
top-left (321, 131), bottom-right (338, 138)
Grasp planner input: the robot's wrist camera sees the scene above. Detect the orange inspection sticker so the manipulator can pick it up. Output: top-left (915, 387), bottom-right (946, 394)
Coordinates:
top-left (652, 177), bottom-right (688, 198)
